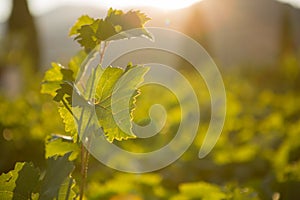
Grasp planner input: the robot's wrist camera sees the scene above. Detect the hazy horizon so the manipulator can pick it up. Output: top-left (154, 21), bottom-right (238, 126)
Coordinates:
top-left (0, 0), bottom-right (300, 23)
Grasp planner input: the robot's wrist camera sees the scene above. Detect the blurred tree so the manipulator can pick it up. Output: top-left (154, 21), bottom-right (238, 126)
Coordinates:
top-left (279, 7), bottom-right (295, 57)
top-left (0, 0), bottom-right (40, 96)
top-left (7, 0), bottom-right (40, 71)
top-left (278, 6), bottom-right (299, 85)
top-left (184, 6), bottom-right (210, 53)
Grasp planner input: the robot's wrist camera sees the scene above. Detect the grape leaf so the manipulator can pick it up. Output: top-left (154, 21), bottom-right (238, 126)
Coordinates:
top-left (58, 106), bottom-right (78, 140)
top-left (68, 50), bottom-right (88, 79)
top-left (70, 8), bottom-right (151, 51)
top-left (0, 159), bottom-right (77, 200)
top-left (106, 8), bottom-right (151, 29)
top-left (56, 177), bottom-right (77, 200)
top-left (41, 63), bottom-right (74, 97)
top-left (0, 162), bottom-right (39, 200)
top-left (42, 50), bottom-right (98, 144)
top-left (93, 65), bottom-right (149, 142)
top-left (45, 137), bottom-right (80, 161)
top-left (82, 64), bottom-right (104, 100)
top-left (105, 8), bottom-right (152, 40)
top-left (53, 82), bottom-right (73, 104)
top-left (42, 62), bottom-right (88, 107)
top-left (95, 19), bottom-right (118, 41)
top-left (39, 154), bottom-right (75, 200)
top-left (74, 20), bottom-right (100, 51)
top-left (69, 15), bottom-right (95, 36)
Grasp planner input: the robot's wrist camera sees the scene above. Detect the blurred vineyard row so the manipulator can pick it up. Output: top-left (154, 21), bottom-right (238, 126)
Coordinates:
top-left (0, 50), bottom-right (299, 199)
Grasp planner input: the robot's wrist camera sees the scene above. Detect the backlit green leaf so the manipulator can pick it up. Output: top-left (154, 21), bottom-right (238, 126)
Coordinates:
top-left (70, 8), bottom-right (151, 51)
top-left (68, 50), bottom-right (88, 79)
top-left (96, 19), bottom-right (117, 41)
top-left (45, 137), bottom-right (80, 161)
top-left (105, 8), bottom-right (152, 40)
top-left (69, 15), bottom-right (95, 36)
top-left (74, 20), bottom-right (100, 51)
top-left (93, 65), bottom-right (149, 142)
top-left (41, 63), bottom-right (74, 97)
top-left (58, 106), bottom-right (78, 140)
top-left (57, 177), bottom-right (77, 200)
top-left (0, 162), bottom-right (39, 200)
top-left (39, 154), bottom-right (75, 200)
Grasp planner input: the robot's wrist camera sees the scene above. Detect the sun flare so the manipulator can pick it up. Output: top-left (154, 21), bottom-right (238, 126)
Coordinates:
top-left (24, 0), bottom-right (203, 17)
top-left (101, 0), bottom-right (203, 10)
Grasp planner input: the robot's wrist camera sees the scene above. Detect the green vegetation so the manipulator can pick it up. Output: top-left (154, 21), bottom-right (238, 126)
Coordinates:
top-left (1, 8), bottom-right (300, 200)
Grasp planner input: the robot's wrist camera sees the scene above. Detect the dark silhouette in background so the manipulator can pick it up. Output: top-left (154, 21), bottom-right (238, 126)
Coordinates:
top-left (0, 0), bottom-right (40, 97)
top-left (279, 7), bottom-right (296, 58)
top-left (0, 0), bottom-right (44, 172)
top-left (7, 0), bottom-right (40, 71)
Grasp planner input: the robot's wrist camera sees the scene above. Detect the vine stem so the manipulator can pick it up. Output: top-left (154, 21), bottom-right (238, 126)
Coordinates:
top-left (78, 113), bottom-right (93, 200)
top-left (62, 99), bottom-right (74, 116)
top-left (79, 41), bottom-right (108, 200)
top-left (79, 142), bottom-right (90, 200)
top-left (100, 41), bottom-right (108, 65)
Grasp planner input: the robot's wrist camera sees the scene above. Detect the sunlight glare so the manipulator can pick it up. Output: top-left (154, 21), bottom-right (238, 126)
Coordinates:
top-left (28, 0), bottom-right (203, 16)
top-left (102, 0), bottom-right (203, 10)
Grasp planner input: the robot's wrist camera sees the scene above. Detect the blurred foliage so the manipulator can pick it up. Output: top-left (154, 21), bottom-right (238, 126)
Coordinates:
top-left (0, 81), bottom-right (65, 171)
top-left (1, 6), bottom-right (300, 200)
top-left (0, 55), bottom-right (299, 199)
top-left (1, 50), bottom-right (300, 199)
top-left (0, 154), bottom-right (76, 200)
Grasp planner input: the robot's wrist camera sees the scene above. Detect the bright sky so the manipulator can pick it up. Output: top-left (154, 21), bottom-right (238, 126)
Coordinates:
top-left (0, 0), bottom-right (300, 22)
top-left (0, 0), bottom-right (202, 22)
